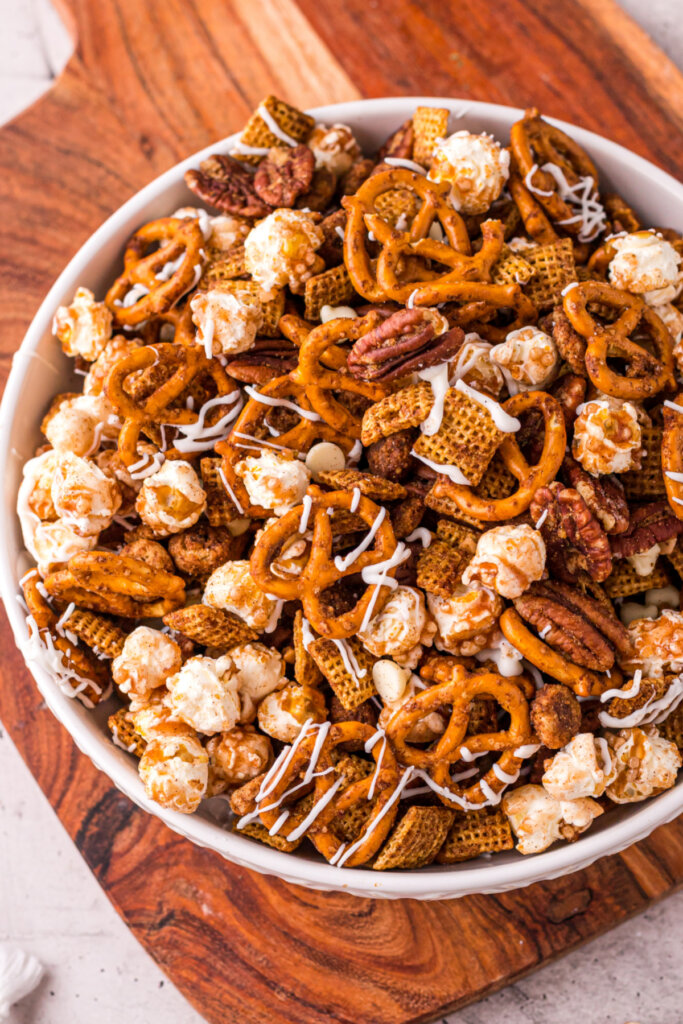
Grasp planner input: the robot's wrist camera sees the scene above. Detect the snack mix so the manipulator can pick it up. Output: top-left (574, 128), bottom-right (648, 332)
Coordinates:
top-left (17, 97), bottom-right (683, 871)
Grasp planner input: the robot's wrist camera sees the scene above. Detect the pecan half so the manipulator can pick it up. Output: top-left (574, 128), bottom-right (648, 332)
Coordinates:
top-left (254, 145), bottom-right (315, 207)
top-left (223, 338), bottom-right (299, 384)
top-left (531, 483), bottom-right (613, 582)
top-left (550, 373), bottom-right (587, 432)
top-left (563, 454), bottom-right (630, 535)
top-left (348, 309), bottom-right (465, 381)
top-left (514, 580), bottom-right (633, 671)
top-left (549, 305), bottom-right (587, 377)
top-left (378, 119), bottom-right (414, 161)
top-left (610, 501), bottom-right (683, 558)
top-left (367, 428), bottom-right (418, 482)
top-left (184, 154), bottom-right (271, 218)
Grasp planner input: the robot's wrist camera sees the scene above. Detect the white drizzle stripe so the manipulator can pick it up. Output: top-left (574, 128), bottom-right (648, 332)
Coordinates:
top-left (256, 719), bottom-right (315, 801)
top-left (454, 378), bottom-right (521, 432)
top-left (405, 527), bottom-right (432, 548)
top-left (534, 509), bottom-right (548, 529)
top-left (350, 487), bottom-right (361, 513)
top-left (459, 746), bottom-right (488, 763)
top-left (598, 673), bottom-right (683, 729)
top-left (171, 392), bottom-right (243, 453)
top-left (600, 669), bottom-right (642, 704)
top-left (334, 507), bottom-right (386, 571)
top-left (540, 162), bottom-right (606, 242)
top-left (244, 385), bottom-right (321, 422)
top-left (384, 157), bottom-right (429, 174)
top-left (418, 362), bottom-right (451, 436)
top-left (524, 163), bottom-right (554, 197)
top-left (268, 810), bottom-right (290, 836)
top-left (332, 639), bottom-right (367, 679)
top-left (256, 104), bottom-right (299, 147)
top-left (411, 450), bottom-right (472, 485)
top-left (286, 777), bottom-right (345, 842)
top-left (217, 467), bottom-right (244, 515)
top-left (299, 495), bottom-right (313, 533)
top-left (359, 542), bottom-right (411, 633)
top-left (234, 431), bottom-right (305, 458)
top-left (335, 768), bottom-right (416, 866)
top-left (513, 743), bottom-right (541, 758)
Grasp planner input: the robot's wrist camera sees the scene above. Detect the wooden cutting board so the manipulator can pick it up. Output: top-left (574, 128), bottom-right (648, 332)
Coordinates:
top-left (1, 1), bottom-right (682, 1021)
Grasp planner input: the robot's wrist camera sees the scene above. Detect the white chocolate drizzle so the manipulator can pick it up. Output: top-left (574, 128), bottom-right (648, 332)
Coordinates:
top-left (244, 385), bottom-right (321, 422)
top-left (454, 378), bottom-right (520, 432)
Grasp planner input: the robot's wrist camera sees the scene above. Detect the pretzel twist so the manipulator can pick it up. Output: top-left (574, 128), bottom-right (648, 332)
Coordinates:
top-left (510, 108), bottom-right (599, 230)
top-left (384, 659), bottom-right (531, 807)
top-left (431, 390), bottom-right (566, 521)
top-left (499, 608), bottom-right (616, 697)
top-left (43, 551), bottom-right (186, 618)
top-left (342, 167), bottom-right (505, 303)
top-left (216, 374), bottom-right (357, 516)
top-left (563, 281), bottom-right (675, 400)
top-left (662, 393), bottom-right (683, 521)
top-left (290, 314), bottom-right (390, 437)
top-left (249, 486), bottom-right (400, 638)
top-left (105, 217), bottom-right (204, 326)
top-left (105, 341), bottom-right (234, 466)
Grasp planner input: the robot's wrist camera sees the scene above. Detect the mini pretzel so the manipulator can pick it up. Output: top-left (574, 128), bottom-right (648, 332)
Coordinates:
top-left (499, 608), bottom-right (613, 697)
top-left (250, 486), bottom-right (400, 639)
top-left (217, 374), bottom-right (356, 516)
top-left (290, 314), bottom-right (390, 438)
top-left (22, 570), bottom-right (110, 705)
top-left (385, 660), bottom-right (530, 766)
top-left (257, 722), bottom-right (400, 866)
top-left (563, 281), bottom-right (675, 399)
top-left (43, 551), bottom-right (186, 618)
top-left (385, 659), bottom-right (531, 807)
top-left (105, 341), bottom-right (234, 466)
top-left (510, 108), bottom-right (599, 230)
top-left (440, 281), bottom-right (538, 342)
top-left (431, 390), bottom-right (566, 521)
top-left (343, 167), bottom-right (505, 303)
top-left (663, 394), bottom-right (683, 521)
top-left (106, 217), bottom-right (205, 326)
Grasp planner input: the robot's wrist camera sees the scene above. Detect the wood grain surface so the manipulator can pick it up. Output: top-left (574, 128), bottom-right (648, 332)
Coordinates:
top-left (1, 1), bottom-right (682, 1022)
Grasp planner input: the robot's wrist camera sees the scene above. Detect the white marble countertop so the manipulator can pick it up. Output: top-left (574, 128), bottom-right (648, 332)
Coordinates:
top-left (1, 3), bottom-right (682, 1022)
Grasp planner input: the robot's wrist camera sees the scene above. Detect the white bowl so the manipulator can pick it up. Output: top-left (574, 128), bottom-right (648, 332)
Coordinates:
top-left (2, 97), bottom-right (682, 900)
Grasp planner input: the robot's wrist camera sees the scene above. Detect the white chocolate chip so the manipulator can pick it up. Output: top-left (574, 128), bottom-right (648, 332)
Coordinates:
top-left (372, 659), bottom-right (411, 704)
top-left (305, 441), bottom-right (346, 479)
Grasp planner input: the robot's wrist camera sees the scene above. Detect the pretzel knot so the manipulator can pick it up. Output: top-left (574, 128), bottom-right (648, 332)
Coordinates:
top-left (563, 281), bottom-right (675, 400)
top-left (43, 551), bottom-right (186, 619)
top-left (499, 608), bottom-right (616, 697)
top-left (662, 393), bottom-right (683, 521)
top-left (249, 486), bottom-right (401, 638)
top-left (431, 390), bottom-right (566, 521)
top-left (510, 108), bottom-right (599, 230)
top-left (21, 570), bottom-right (110, 705)
top-left (105, 217), bottom-right (205, 326)
top-left (216, 374), bottom-right (357, 516)
top-left (105, 341), bottom-right (234, 467)
top-left (342, 167), bottom-right (505, 303)
top-left (289, 314), bottom-right (391, 437)
top-left (384, 659), bottom-right (532, 808)
top-left (257, 721), bottom-right (401, 867)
